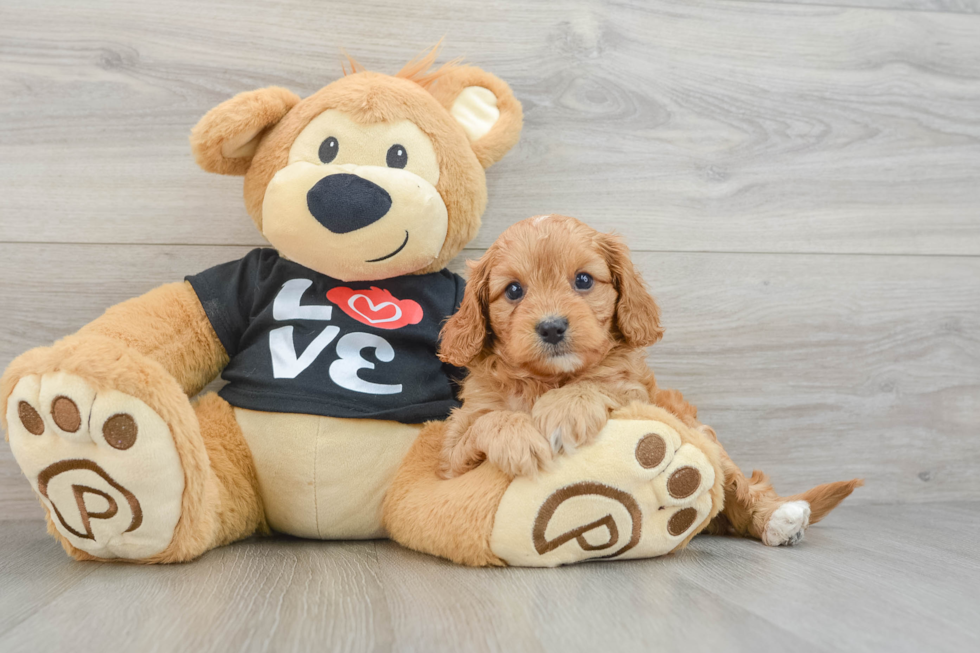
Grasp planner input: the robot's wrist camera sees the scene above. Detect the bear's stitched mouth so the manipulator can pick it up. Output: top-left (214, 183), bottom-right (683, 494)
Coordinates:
top-left (366, 230), bottom-right (410, 263)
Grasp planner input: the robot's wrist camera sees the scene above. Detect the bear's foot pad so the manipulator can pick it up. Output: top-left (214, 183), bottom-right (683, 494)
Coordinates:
top-left (7, 372), bottom-right (184, 559)
top-left (491, 418), bottom-right (717, 567)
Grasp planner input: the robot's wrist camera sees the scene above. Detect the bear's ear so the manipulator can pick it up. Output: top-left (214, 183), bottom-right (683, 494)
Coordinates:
top-left (190, 87), bottom-right (300, 176)
top-left (428, 66), bottom-right (523, 169)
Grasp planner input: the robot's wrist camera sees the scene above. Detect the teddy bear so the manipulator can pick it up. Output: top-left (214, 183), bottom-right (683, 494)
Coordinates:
top-left (0, 48), bottom-right (760, 567)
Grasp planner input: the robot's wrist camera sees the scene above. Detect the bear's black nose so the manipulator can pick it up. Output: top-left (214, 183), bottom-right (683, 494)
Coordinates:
top-left (536, 317), bottom-right (569, 345)
top-left (306, 174), bottom-right (392, 234)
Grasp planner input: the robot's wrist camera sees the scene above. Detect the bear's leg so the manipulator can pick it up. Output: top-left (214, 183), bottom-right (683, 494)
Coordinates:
top-left (383, 420), bottom-right (512, 567)
top-left (3, 338), bottom-right (261, 563)
top-left (192, 392), bottom-right (266, 549)
top-left (384, 402), bottom-right (725, 567)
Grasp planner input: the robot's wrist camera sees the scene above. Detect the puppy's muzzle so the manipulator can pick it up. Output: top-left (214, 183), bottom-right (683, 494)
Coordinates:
top-left (306, 173), bottom-right (392, 234)
top-left (536, 317), bottom-right (568, 346)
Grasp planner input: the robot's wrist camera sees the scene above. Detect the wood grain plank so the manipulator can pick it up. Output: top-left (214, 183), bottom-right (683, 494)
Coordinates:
top-left (640, 250), bottom-right (980, 505)
top-left (0, 520), bottom-right (101, 637)
top-left (1, 0), bottom-right (979, 254)
top-left (683, 504), bottom-right (980, 651)
top-left (0, 527), bottom-right (393, 653)
top-left (736, 0), bottom-right (980, 15)
top-left (675, 502), bottom-right (980, 652)
top-left (1, 243), bottom-right (977, 518)
top-left (812, 501), bottom-right (980, 568)
top-left (1, 504), bottom-right (977, 653)
top-left (374, 542), bottom-right (818, 653)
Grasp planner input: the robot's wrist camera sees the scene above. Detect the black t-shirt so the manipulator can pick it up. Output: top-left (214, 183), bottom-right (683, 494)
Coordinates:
top-left (186, 248), bottom-right (465, 423)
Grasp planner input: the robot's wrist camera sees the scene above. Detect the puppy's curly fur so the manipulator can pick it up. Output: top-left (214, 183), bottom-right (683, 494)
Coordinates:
top-left (439, 214), bottom-right (862, 543)
top-left (439, 214), bottom-right (664, 477)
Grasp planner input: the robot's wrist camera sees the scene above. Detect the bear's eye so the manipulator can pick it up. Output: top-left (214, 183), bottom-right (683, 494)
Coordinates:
top-left (574, 272), bottom-right (594, 291)
top-left (386, 144), bottom-right (408, 169)
top-left (318, 137), bottom-right (339, 164)
top-left (505, 281), bottom-right (524, 302)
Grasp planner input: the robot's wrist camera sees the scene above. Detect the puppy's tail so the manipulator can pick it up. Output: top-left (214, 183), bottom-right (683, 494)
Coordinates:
top-left (787, 478), bottom-right (864, 524)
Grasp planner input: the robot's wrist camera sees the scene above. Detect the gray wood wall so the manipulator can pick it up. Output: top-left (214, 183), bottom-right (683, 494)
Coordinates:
top-left (2, 0), bottom-right (978, 520)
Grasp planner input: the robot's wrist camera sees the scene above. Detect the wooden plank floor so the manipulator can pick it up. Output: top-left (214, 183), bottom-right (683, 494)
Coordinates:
top-left (1, 503), bottom-right (978, 653)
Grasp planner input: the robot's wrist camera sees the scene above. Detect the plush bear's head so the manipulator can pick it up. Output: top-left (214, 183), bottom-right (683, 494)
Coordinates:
top-left (190, 49), bottom-right (522, 282)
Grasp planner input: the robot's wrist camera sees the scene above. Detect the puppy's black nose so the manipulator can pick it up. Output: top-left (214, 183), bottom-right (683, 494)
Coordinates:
top-left (536, 317), bottom-right (569, 345)
top-left (306, 173), bottom-right (392, 234)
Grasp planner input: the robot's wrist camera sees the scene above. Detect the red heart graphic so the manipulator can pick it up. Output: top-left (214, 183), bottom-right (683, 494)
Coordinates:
top-left (326, 287), bottom-right (424, 330)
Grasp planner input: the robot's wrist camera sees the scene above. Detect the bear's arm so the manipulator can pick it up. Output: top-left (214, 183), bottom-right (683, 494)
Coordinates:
top-left (76, 281), bottom-right (229, 396)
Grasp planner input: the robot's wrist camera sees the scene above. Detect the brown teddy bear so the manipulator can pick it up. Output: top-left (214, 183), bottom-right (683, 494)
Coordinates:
top-left (2, 48), bottom-right (531, 562)
top-left (2, 49), bottom-right (837, 567)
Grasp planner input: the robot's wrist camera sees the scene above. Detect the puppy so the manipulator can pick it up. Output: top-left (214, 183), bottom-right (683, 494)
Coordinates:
top-left (439, 214), bottom-right (662, 477)
top-left (439, 214), bottom-right (862, 545)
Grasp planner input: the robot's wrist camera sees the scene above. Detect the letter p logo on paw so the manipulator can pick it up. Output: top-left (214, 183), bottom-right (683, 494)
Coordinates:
top-left (532, 482), bottom-right (642, 559)
top-left (37, 459), bottom-right (142, 541)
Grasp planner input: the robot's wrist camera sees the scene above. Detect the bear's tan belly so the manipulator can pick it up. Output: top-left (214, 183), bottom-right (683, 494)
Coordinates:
top-left (234, 408), bottom-right (421, 539)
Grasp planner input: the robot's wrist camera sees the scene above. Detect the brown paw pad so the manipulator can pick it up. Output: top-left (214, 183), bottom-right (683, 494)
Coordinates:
top-left (635, 433), bottom-right (667, 469)
top-left (102, 414), bottom-right (138, 450)
top-left (667, 507), bottom-right (698, 536)
top-left (18, 401), bottom-right (45, 435)
top-left (667, 466), bottom-right (701, 499)
top-left (52, 396), bottom-right (81, 433)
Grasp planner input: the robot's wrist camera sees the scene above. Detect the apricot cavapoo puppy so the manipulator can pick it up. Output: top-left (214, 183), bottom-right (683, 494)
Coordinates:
top-left (438, 214), bottom-right (861, 546)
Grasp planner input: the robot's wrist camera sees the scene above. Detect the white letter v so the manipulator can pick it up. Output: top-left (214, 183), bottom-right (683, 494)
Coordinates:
top-left (269, 325), bottom-right (340, 379)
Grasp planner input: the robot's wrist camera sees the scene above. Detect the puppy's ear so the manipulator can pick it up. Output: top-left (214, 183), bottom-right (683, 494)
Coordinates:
top-left (190, 87), bottom-right (300, 176)
top-left (440, 253), bottom-right (494, 367)
top-left (428, 66), bottom-right (523, 169)
top-left (597, 233), bottom-right (664, 348)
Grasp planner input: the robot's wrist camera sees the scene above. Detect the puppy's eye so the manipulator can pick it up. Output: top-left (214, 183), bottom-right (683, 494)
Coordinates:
top-left (386, 144), bottom-right (408, 169)
top-left (318, 136), bottom-right (339, 164)
top-left (574, 272), bottom-right (594, 291)
top-left (504, 281), bottom-right (524, 302)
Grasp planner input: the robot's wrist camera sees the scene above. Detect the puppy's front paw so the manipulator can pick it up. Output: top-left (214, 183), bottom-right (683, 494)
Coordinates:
top-left (532, 387), bottom-right (615, 454)
top-left (478, 414), bottom-right (553, 478)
